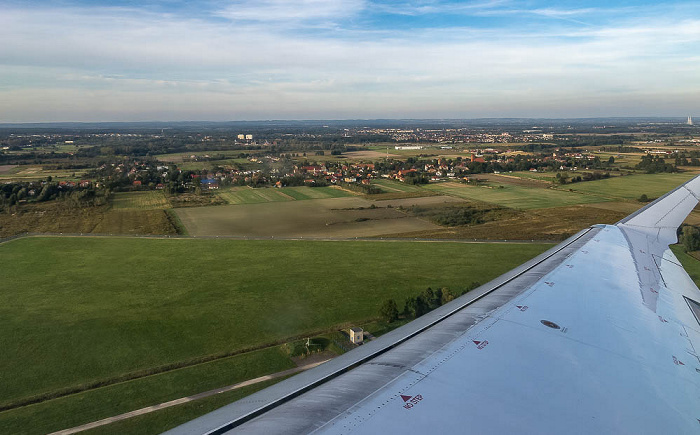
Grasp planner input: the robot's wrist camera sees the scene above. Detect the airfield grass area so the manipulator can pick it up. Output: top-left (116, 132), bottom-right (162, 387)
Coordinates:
top-left (111, 191), bottom-right (171, 210)
top-left (81, 378), bottom-right (286, 435)
top-left (0, 348), bottom-right (294, 435)
top-left (0, 236), bottom-right (550, 433)
top-left (422, 182), bottom-right (609, 209)
top-left (562, 173), bottom-right (697, 200)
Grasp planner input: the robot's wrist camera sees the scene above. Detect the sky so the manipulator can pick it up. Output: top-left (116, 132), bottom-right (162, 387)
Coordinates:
top-left (1, 0), bottom-right (699, 122)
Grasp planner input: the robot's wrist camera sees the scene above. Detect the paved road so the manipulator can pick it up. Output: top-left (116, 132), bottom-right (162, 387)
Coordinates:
top-left (48, 359), bottom-right (331, 435)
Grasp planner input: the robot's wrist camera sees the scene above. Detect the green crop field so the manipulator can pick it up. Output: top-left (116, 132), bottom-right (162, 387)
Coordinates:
top-left (281, 186), bottom-right (353, 200)
top-left (111, 191), bottom-right (171, 210)
top-left (216, 187), bottom-right (294, 204)
top-left (561, 173), bottom-right (697, 200)
top-left (216, 186), bottom-right (352, 205)
top-left (0, 236), bottom-right (550, 434)
top-left (422, 182), bottom-right (609, 209)
top-left (372, 179), bottom-right (429, 193)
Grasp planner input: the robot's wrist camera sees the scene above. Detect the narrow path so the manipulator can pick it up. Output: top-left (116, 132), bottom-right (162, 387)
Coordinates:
top-left (48, 359), bottom-right (331, 435)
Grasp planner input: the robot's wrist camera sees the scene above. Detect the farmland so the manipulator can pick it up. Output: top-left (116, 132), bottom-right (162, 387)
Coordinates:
top-left (175, 196), bottom-right (441, 238)
top-left (372, 179), bottom-right (428, 193)
top-left (0, 236), bottom-right (551, 434)
top-left (215, 186), bottom-right (352, 205)
top-left (562, 173), bottom-right (698, 200)
top-left (421, 182), bottom-right (609, 209)
top-left (0, 166), bottom-right (79, 181)
top-left (111, 191), bottom-right (171, 210)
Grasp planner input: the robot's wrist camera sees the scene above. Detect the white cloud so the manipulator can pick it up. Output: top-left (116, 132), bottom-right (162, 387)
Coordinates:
top-left (0, 2), bottom-right (699, 121)
top-left (216, 0), bottom-right (366, 22)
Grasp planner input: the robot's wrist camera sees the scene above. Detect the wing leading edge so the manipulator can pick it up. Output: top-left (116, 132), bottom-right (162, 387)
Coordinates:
top-left (167, 175), bottom-right (700, 434)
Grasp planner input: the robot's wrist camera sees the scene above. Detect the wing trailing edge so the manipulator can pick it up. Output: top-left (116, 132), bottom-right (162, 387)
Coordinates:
top-left (617, 175), bottom-right (700, 245)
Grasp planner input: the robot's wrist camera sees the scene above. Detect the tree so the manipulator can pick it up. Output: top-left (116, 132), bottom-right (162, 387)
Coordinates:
top-left (681, 225), bottom-right (700, 252)
top-left (414, 295), bottom-right (429, 317)
top-left (441, 288), bottom-right (455, 304)
top-left (403, 296), bottom-right (416, 318)
top-left (379, 299), bottom-right (399, 323)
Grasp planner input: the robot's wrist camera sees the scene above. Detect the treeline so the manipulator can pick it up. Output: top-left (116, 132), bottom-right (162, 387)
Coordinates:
top-left (556, 171), bottom-right (611, 184)
top-left (0, 180), bottom-right (109, 212)
top-left (635, 155), bottom-right (677, 173)
top-left (379, 283), bottom-right (482, 323)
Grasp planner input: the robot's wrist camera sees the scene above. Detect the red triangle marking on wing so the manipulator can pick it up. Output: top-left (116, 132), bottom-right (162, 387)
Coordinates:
top-left (401, 395), bottom-right (412, 402)
top-left (473, 340), bottom-right (481, 346)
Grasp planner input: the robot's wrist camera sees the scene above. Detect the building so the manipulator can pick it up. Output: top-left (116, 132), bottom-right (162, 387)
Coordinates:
top-left (349, 327), bottom-right (364, 344)
top-left (245, 134), bottom-right (254, 140)
top-left (689, 116), bottom-right (694, 126)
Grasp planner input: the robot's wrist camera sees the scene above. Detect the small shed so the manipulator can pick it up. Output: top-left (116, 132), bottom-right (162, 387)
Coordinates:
top-left (349, 327), bottom-right (364, 345)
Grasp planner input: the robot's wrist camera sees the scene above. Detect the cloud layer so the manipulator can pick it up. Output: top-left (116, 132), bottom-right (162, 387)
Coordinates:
top-left (1, 0), bottom-right (699, 121)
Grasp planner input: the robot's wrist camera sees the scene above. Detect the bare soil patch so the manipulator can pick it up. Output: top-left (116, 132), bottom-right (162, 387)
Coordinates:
top-left (0, 165), bottom-right (17, 174)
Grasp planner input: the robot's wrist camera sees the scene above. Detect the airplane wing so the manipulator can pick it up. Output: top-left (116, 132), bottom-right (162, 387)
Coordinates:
top-left (166, 175), bottom-right (700, 434)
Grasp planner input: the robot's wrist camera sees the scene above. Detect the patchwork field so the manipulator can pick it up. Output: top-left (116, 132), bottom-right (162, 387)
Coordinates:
top-left (111, 191), bottom-right (171, 210)
top-left (422, 182), bottom-right (609, 209)
top-left (372, 179), bottom-right (429, 193)
top-left (562, 173), bottom-right (697, 200)
top-left (175, 197), bottom-right (441, 237)
top-left (0, 236), bottom-right (551, 433)
top-left (215, 186), bottom-right (352, 205)
top-left (0, 166), bottom-right (79, 181)
top-left (0, 165), bottom-right (17, 175)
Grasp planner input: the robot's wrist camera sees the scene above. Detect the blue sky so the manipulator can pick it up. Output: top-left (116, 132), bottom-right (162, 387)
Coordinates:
top-left (1, 0), bottom-right (698, 122)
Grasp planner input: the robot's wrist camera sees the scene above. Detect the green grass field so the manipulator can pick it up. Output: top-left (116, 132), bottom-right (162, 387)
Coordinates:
top-left (372, 179), bottom-right (429, 193)
top-left (216, 187), bottom-right (293, 204)
top-left (562, 173), bottom-right (697, 200)
top-left (0, 166), bottom-right (81, 181)
top-left (0, 347), bottom-right (294, 435)
top-left (671, 246), bottom-right (700, 286)
top-left (0, 237), bottom-right (550, 418)
top-left (111, 191), bottom-right (171, 210)
top-left (281, 186), bottom-right (352, 200)
top-left (422, 182), bottom-right (609, 209)
top-left (216, 186), bottom-right (352, 205)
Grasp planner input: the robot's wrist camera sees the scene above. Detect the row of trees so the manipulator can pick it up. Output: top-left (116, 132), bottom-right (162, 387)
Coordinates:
top-left (379, 283), bottom-right (481, 323)
top-left (555, 171), bottom-right (611, 184)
